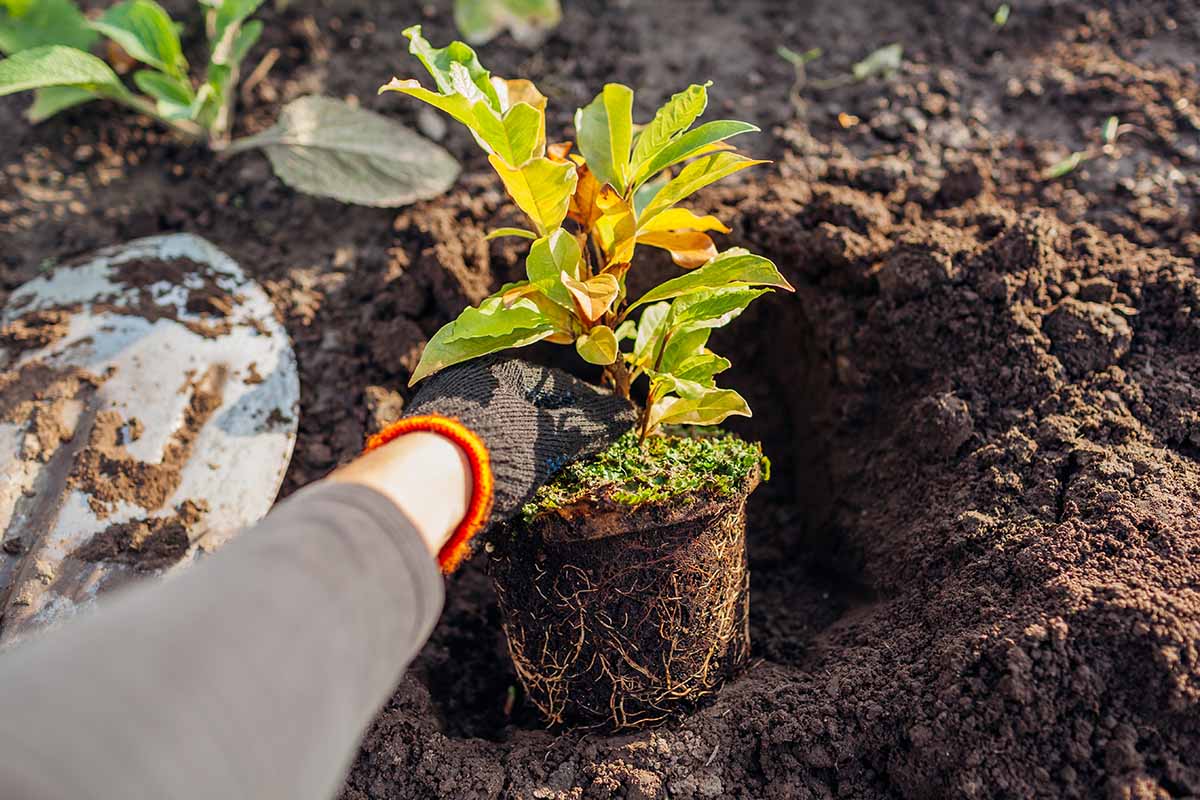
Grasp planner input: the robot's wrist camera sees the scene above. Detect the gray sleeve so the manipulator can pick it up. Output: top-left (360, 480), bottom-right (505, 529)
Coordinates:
top-left (0, 482), bottom-right (444, 800)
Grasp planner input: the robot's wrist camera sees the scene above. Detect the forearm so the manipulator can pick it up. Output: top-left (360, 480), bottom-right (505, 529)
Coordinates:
top-left (0, 482), bottom-right (443, 800)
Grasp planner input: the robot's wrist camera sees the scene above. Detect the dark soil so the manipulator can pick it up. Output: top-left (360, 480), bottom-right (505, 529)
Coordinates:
top-left (3, 0), bottom-right (1199, 798)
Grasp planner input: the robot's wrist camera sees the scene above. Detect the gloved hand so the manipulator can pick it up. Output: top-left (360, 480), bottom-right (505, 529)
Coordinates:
top-left (364, 357), bottom-right (635, 573)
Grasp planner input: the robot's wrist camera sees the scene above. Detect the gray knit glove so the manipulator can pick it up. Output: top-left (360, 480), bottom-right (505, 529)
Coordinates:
top-left (376, 357), bottom-right (634, 572)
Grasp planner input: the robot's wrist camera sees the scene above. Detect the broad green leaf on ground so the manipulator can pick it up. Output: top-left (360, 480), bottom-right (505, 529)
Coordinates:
top-left (487, 154), bottom-right (576, 234)
top-left (454, 0), bottom-right (561, 46)
top-left (91, 0), bottom-right (187, 78)
top-left (636, 229), bottom-right (717, 269)
top-left (402, 24), bottom-right (499, 110)
top-left (134, 69), bottom-right (194, 119)
top-left (27, 85), bottom-right (95, 121)
top-left (575, 324), bottom-right (618, 365)
top-left (627, 248), bottom-right (793, 310)
top-left (632, 119), bottom-right (759, 186)
top-left (669, 286), bottom-right (770, 329)
top-left (852, 43), bottom-right (902, 81)
top-left (561, 271), bottom-right (619, 325)
top-left (525, 228), bottom-right (581, 309)
top-left (486, 226), bottom-right (538, 240)
top-left (0, 45), bottom-right (127, 98)
top-left (630, 82), bottom-right (709, 174)
top-left (638, 151), bottom-right (767, 226)
top-left (637, 207), bottom-right (729, 234)
top-left (646, 386), bottom-right (750, 432)
top-left (225, 96), bottom-right (460, 207)
top-left (575, 83), bottom-right (634, 193)
top-left (0, 0), bottom-right (96, 55)
top-left (410, 295), bottom-right (556, 384)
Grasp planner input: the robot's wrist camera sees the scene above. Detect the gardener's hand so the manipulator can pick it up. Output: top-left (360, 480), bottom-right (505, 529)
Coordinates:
top-left (338, 357), bottom-right (635, 573)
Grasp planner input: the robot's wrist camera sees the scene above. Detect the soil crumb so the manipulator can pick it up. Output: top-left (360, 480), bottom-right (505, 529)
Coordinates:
top-left (75, 499), bottom-right (208, 570)
top-left (68, 366), bottom-right (226, 517)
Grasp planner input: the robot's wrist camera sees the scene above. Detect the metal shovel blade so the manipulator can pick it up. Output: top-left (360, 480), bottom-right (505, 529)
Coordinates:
top-left (0, 233), bottom-right (299, 646)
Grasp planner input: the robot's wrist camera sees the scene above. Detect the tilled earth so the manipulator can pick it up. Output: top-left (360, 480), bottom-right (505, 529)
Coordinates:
top-left (2, 1), bottom-right (1199, 798)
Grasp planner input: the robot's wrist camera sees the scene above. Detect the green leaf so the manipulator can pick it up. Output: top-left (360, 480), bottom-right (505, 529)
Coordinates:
top-left (410, 295), bottom-right (556, 384)
top-left (852, 43), bottom-right (902, 82)
top-left (1044, 151), bottom-right (1083, 180)
top-left (453, 0), bottom-right (561, 46)
top-left (638, 151), bottom-right (766, 227)
top-left (659, 326), bottom-right (711, 373)
top-left (211, 0), bottom-right (264, 56)
top-left (613, 319), bottom-right (636, 342)
top-left (91, 0), bottom-right (187, 78)
top-left (646, 385), bottom-right (750, 432)
top-left (575, 83), bottom-right (634, 193)
top-left (575, 325), bottom-right (618, 365)
top-left (632, 302), bottom-right (670, 367)
top-left (0, 0), bottom-right (96, 55)
top-left (224, 96), bottom-right (461, 207)
top-left (525, 228), bottom-right (582, 310)
top-left (633, 119), bottom-right (760, 187)
top-left (670, 287), bottom-right (769, 330)
top-left (402, 24), bottom-right (500, 111)
top-left (229, 19), bottom-right (262, 67)
top-left (628, 248), bottom-right (793, 310)
top-left (992, 3), bottom-right (1010, 27)
top-left (134, 69), bottom-right (194, 118)
top-left (486, 227), bottom-right (538, 240)
top-left (1103, 115), bottom-right (1119, 144)
top-left (0, 45), bottom-right (127, 98)
top-left (487, 154), bottom-right (577, 234)
top-left (674, 352), bottom-right (730, 383)
top-left (777, 45), bottom-right (822, 67)
top-left (630, 82), bottom-right (709, 175)
top-left (27, 85), bottom-right (94, 121)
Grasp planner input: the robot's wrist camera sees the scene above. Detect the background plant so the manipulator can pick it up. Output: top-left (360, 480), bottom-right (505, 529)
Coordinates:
top-left (0, 0), bottom-right (459, 207)
top-left (384, 27), bottom-right (793, 440)
top-left (454, 0), bottom-right (560, 46)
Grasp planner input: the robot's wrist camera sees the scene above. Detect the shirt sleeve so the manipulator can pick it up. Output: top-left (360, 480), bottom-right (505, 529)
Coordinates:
top-left (0, 482), bottom-right (444, 800)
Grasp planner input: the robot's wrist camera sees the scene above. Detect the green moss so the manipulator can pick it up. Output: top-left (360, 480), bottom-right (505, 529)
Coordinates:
top-left (524, 427), bottom-right (764, 520)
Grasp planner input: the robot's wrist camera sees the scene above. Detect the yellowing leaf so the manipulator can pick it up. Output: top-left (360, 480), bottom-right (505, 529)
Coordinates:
top-left (562, 271), bottom-right (619, 325)
top-left (488, 154), bottom-right (577, 234)
top-left (486, 226), bottom-right (537, 240)
top-left (638, 207), bottom-right (730, 234)
top-left (546, 140), bottom-right (572, 161)
top-left (638, 151), bottom-right (767, 227)
top-left (636, 230), bottom-right (717, 269)
top-left (575, 82), bottom-right (634, 193)
top-left (492, 76), bottom-right (547, 158)
top-left (575, 324), bottom-right (618, 365)
top-left (568, 161), bottom-right (603, 228)
top-left (594, 185), bottom-right (637, 264)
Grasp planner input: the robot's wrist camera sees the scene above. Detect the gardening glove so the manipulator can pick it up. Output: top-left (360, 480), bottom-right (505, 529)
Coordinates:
top-left (363, 356), bottom-right (635, 573)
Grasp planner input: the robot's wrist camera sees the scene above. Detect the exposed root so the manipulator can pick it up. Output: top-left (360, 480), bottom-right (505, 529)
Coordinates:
top-left (490, 496), bottom-right (752, 730)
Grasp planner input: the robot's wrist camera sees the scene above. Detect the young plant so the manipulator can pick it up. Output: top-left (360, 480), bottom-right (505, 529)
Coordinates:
top-left (0, 0), bottom-right (263, 145)
top-left (382, 27), bottom-right (794, 441)
top-left (0, 1), bottom-right (459, 207)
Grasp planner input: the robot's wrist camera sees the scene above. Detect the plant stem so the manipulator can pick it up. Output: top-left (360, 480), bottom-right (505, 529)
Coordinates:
top-left (605, 358), bottom-right (632, 400)
top-left (121, 94), bottom-right (207, 142)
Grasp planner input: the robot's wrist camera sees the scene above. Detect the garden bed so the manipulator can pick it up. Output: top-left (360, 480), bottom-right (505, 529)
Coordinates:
top-left (3, 0), bottom-right (1199, 797)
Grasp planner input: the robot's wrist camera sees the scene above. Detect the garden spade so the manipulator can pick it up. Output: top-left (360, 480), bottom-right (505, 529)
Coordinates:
top-left (0, 233), bottom-right (299, 647)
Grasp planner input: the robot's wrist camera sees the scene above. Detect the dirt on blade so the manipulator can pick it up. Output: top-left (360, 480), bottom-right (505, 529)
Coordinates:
top-left (2, 0), bottom-right (1199, 797)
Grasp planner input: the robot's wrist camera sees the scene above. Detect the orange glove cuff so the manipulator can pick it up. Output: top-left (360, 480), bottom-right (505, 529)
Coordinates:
top-left (363, 415), bottom-right (494, 574)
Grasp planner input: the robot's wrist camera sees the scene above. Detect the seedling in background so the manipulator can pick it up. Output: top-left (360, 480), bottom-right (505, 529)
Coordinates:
top-left (0, 0), bottom-right (458, 207)
top-left (780, 42), bottom-right (903, 92)
top-left (1044, 115), bottom-right (1125, 180)
top-left (993, 4), bottom-right (1011, 28)
top-left (455, 0), bottom-right (561, 45)
top-left (383, 26), bottom-right (794, 441)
